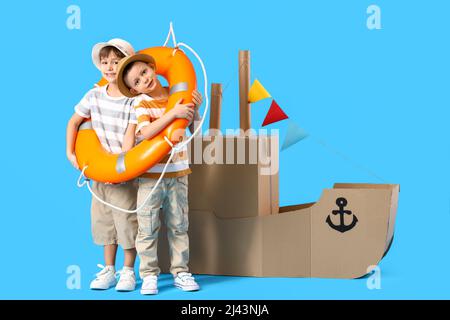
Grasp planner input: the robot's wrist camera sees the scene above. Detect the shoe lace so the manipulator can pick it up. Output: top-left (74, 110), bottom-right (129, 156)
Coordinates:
top-left (115, 269), bottom-right (135, 282)
top-left (177, 272), bottom-right (195, 283)
top-left (95, 264), bottom-right (113, 278)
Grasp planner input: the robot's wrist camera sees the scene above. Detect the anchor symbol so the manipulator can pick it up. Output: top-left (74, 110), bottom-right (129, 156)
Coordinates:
top-left (326, 197), bottom-right (358, 233)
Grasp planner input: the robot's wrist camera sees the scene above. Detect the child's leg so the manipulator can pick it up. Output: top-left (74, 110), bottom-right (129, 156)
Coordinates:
top-left (135, 178), bottom-right (166, 279)
top-left (104, 244), bottom-right (118, 266)
top-left (107, 180), bottom-right (139, 292)
top-left (123, 248), bottom-right (137, 268)
top-left (91, 181), bottom-right (120, 267)
top-left (108, 181), bottom-right (139, 268)
top-left (163, 176), bottom-right (190, 276)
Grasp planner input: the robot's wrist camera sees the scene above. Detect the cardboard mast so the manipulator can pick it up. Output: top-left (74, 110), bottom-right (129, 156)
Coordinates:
top-left (239, 50), bottom-right (251, 133)
top-left (209, 83), bottom-right (222, 132)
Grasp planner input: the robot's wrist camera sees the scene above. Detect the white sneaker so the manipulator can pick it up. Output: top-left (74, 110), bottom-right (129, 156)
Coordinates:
top-left (174, 272), bottom-right (200, 292)
top-left (140, 275), bottom-right (158, 295)
top-left (115, 268), bottom-right (136, 292)
top-left (90, 264), bottom-right (117, 290)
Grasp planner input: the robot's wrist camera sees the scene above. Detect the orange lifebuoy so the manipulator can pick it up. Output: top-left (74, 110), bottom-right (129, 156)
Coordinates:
top-left (75, 46), bottom-right (196, 183)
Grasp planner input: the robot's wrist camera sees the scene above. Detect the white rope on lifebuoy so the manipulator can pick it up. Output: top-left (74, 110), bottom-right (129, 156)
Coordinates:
top-left (163, 22), bottom-right (177, 47)
top-left (78, 148), bottom-right (176, 214)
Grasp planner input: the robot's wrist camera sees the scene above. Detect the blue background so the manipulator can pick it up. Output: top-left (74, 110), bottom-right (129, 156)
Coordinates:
top-left (0, 0), bottom-right (449, 299)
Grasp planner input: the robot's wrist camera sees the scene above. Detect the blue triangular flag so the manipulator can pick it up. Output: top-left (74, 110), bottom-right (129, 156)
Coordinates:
top-left (281, 121), bottom-right (308, 151)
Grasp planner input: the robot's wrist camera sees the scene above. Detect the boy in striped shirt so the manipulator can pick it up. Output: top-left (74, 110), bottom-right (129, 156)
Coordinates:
top-left (66, 39), bottom-right (139, 292)
top-left (116, 53), bottom-right (202, 295)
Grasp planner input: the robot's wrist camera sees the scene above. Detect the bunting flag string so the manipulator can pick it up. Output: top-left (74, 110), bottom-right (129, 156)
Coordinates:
top-left (249, 78), bottom-right (307, 150)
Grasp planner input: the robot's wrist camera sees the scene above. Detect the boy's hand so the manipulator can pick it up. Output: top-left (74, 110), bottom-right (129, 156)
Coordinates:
top-left (171, 99), bottom-right (195, 122)
top-left (67, 152), bottom-right (79, 170)
top-left (191, 90), bottom-right (203, 110)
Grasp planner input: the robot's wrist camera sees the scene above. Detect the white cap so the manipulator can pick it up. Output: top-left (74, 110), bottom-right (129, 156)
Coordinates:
top-left (91, 38), bottom-right (135, 70)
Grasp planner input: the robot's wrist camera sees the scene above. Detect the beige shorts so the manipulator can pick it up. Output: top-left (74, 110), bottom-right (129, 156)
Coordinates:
top-left (91, 180), bottom-right (138, 249)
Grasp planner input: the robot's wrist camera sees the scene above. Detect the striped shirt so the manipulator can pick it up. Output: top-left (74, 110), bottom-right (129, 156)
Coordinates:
top-left (134, 94), bottom-right (191, 179)
top-left (74, 86), bottom-right (137, 154)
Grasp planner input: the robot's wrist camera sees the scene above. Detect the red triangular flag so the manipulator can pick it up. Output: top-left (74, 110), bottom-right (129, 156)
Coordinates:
top-left (262, 100), bottom-right (289, 127)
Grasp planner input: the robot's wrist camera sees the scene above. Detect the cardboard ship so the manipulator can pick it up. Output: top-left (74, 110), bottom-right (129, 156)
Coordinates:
top-left (157, 51), bottom-right (399, 278)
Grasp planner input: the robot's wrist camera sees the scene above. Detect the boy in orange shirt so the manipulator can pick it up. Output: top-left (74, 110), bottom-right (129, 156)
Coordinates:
top-left (116, 53), bottom-right (202, 295)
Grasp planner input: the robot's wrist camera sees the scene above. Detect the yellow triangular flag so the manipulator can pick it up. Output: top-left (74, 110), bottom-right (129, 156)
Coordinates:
top-left (248, 79), bottom-right (271, 103)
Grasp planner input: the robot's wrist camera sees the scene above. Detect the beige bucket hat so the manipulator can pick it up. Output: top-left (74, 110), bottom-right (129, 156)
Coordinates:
top-left (91, 38), bottom-right (135, 70)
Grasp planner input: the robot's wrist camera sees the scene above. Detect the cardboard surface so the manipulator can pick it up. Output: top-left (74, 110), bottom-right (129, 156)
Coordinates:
top-left (187, 135), bottom-right (279, 218)
top-left (261, 209), bottom-right (311, 277)
top-left (310, 187), bottom-right (393, 278)
top-left (333, 183), bottom-right (400, 255)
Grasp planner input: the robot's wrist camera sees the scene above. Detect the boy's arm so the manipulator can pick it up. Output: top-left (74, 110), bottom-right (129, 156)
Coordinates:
top-left (188, 110), bottom-right (201, 134)
top-left (139, 111), bottom-right (177, 140)
top-left (188, 90), bottom-right (203, 134)
top-left (138, 99), bottom-right (194, 140)
top-left (66, 113), bottom-right (86, 170)
top-left (122, 124), bottom-right (137, 152)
